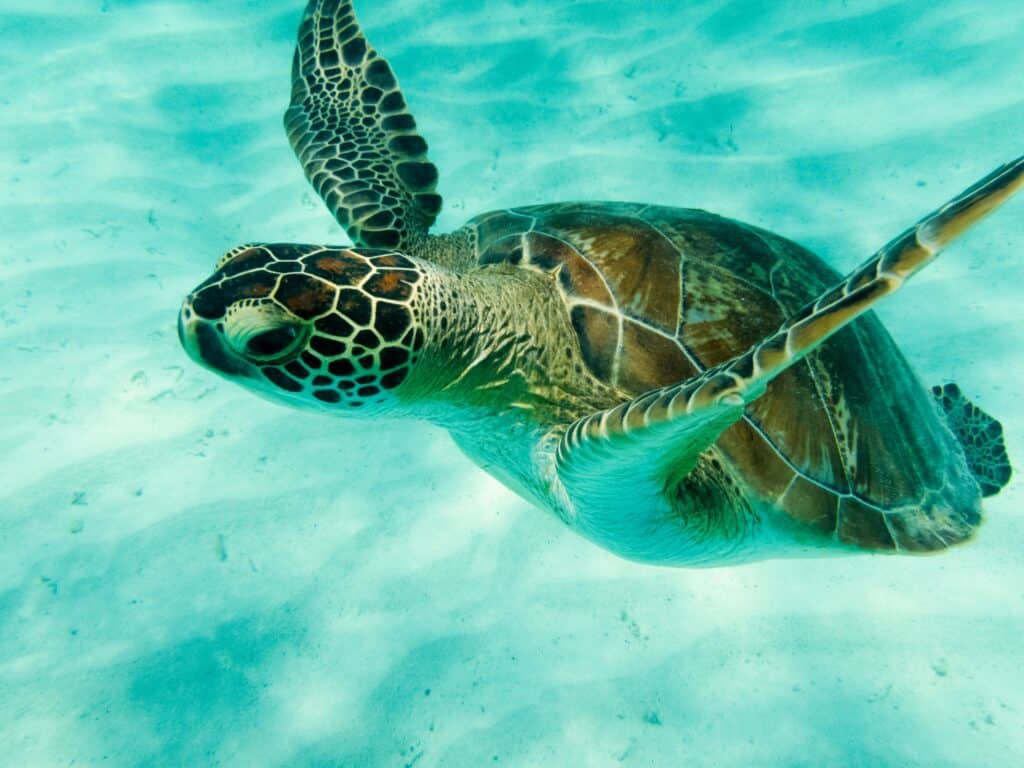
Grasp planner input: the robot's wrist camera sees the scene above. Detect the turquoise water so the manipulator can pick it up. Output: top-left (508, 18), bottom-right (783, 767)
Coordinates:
top-left (2, 0), bottom-right (1023, 765)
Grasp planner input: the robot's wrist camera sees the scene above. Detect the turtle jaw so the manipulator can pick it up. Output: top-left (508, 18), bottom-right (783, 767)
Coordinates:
top-left (178, 304), bottom-right (256, 378)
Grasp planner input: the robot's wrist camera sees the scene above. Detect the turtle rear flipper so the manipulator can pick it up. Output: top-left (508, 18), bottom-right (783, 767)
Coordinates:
top-left (285, 0), bottom-right (442, 250)
top-left (555, 157), bottom-right (1023, 564)
top-left (933, 383), bottom-right (1012, 497)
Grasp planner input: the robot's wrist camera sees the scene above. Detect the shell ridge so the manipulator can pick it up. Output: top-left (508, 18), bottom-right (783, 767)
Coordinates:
top-left (530, 226), bottom-right (628, 386)
top-left (739, 413), bottom-right (898, 516)
top-left (802, 358), bottom-right (855, 492)
top-left (632, 213), bottom-right (689, 340)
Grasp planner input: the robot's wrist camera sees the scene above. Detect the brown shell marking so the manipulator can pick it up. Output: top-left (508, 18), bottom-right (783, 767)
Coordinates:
top-left (474, 202), bottom-right (979, 553)
top-left (478, 218), bottom-right (697, 392)
top-left (537, 210), bottom-right (683, 334)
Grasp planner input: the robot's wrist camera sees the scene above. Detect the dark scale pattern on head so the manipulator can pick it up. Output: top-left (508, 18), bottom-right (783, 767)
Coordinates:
top-left (191, 273), bottom-right (278, 320)
top-left (329, 358), bottom-right (357, 377)
top-left (261, 243), bottom-right (318, 262)
top-left (364, 270), bottom-right (417, 300)
top-left (191, 240), bottom-right (431, 408)
top-left (380, 369), bottom-right (408, 389)
top-left (220, 247), bottom-right (275, 277)
top-left (215, 245), bottom-right (270, 271)
top-left (275, 274), bottom-right (336, 319)
top-left (311, 336), bottom-right (348, 357)
top-left (374, 301), bottom-right (411, 340)
top-left (316, 313), bottom-right (355, 337)
top-left (285, 361), bottom-right (310, 379)
top-left (370, 253), bottom-right (415, 269)
top-left (304, 253), bottom-right (372, 284)
top-left (284, 0), bottom-right (442, 252)
top-left (354, 329), bottom-right (380, 349)
top-left (380, 346), bottom-right (409, 369)
top-left (263, 366), bottom-right (303, 393)
top-left (337, 289), bottom-right (373, 325)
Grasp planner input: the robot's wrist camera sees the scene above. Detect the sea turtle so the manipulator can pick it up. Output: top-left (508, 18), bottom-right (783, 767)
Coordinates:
top-left (178, 0), bottom-right (1021, 566)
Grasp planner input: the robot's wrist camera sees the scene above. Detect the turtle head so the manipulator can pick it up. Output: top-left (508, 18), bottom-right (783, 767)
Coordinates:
top-left (178, 244), bottom-right (427, 414)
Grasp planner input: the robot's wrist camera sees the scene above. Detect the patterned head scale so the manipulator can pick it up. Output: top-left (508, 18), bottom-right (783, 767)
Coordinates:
top-left (178, 244), bottom-right (427, 411)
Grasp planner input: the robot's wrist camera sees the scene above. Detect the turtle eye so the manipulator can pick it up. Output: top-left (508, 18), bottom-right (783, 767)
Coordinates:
top-left (246, 326), bottom-right (299, 358)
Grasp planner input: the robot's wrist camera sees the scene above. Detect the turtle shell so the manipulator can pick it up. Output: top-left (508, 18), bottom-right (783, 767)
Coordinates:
top-left (469, 202), bottom-right (978, 552)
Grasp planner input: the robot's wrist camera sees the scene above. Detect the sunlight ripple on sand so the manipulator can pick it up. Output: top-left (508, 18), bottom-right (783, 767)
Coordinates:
top-left (1, 0), bottom-right (1023, 765)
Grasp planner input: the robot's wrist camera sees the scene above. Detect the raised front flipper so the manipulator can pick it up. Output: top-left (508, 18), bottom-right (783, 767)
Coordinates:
top-left (285, 0), bottom-right (442, 250)
top-left (555, 156), bottom-right (1024, 565)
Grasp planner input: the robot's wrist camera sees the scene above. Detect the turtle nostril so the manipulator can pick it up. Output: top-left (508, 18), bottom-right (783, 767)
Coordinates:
top-left (246, 326), bottom-right (300, 358)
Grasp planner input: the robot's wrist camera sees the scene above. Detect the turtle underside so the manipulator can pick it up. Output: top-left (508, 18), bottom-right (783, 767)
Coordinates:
top-left (469, 202), bottom-right (982, 553)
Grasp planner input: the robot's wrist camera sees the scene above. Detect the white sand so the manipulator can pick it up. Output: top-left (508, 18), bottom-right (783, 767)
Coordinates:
top-left (1, 0), bottom-right (1023, 765)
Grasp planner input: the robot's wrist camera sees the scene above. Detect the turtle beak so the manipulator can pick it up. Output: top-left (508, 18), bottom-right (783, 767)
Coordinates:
top-left (178, 300), bottom-right (252, 376)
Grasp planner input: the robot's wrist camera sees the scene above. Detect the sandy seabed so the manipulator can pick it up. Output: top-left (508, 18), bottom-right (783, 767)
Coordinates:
top-left (1, 1), bottom-right (1023, 765)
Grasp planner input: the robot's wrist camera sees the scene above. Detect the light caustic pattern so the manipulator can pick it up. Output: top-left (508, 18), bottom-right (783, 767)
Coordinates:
top-left (1, 1), bottom-right (1023, 766)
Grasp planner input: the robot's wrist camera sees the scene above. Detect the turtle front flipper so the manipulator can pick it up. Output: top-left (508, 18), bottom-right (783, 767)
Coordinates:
top-left (555, 157), bottom-right (1024, 565)
top-left (555, 391), bottom-right (752, 565)
top-left (285, 0), bottom-right (442, 250)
